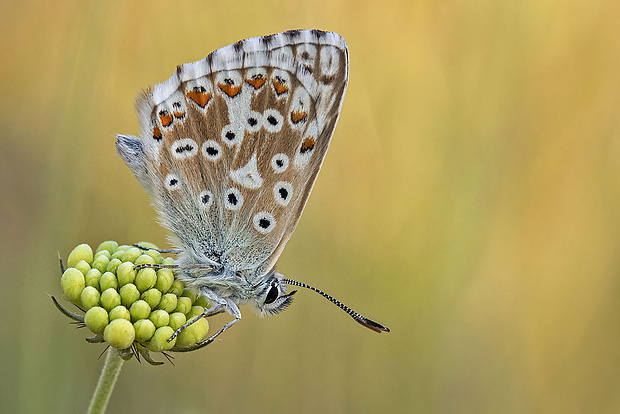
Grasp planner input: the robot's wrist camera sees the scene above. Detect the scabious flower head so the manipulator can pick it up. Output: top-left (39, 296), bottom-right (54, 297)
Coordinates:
top-left (54, 241), bottom-right (211, 365)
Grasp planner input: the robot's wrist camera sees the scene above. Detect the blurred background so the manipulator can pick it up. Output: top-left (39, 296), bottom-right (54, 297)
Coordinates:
top-left (2, 0), bottom-right (620, 412)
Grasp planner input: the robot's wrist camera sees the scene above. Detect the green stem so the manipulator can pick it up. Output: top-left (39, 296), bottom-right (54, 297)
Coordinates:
top-left (87, 348), bottom-right (123, 414)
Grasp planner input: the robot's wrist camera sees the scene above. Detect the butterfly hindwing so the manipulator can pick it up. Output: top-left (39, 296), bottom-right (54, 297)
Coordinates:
top-left (117, 30), bottom-right (348, 278)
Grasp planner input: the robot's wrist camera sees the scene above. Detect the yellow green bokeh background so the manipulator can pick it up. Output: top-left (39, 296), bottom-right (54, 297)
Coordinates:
top-left (2, 0), bottom-right (620, 413)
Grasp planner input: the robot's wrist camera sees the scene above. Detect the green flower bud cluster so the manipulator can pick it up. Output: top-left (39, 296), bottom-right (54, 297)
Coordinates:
top-left (57, 241), bottom-right (212, 363)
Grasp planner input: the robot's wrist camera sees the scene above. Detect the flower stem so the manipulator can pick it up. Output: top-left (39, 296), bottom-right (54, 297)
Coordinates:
top-left (87, 348), bottom-right (123, 414)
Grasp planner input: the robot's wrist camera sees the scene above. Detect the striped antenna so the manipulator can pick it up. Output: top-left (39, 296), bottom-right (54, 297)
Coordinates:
top-left (281, 278), bottom-right (390, 333)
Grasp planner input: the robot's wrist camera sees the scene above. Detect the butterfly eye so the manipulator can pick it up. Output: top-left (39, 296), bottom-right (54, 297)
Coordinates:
top-left (264, 284), bottom-right (279, 304)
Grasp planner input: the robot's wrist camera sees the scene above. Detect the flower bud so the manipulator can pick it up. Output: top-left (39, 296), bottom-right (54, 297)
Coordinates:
top-left (100, 288), bottom-right (121, 311)
top-left (148, 326), bottom-right (176, 352)
top-left (111, 249), bottom-right (126, 261)
top-left (182, 288), bottom-right (198, 303)
top-left (57, 240), bottom-right (215, 360)
top-left (155, 269), bottom-right (174, 293)
top-left (74, 260), bottom-right (91, 275)
top-left (135, 268), bottom-right (157, 292)
top-left (92, 255), bottom-right (110, 273)
top-left (94, 250), bottom-right (111, 260)
top-left (99, 272), bottom-right (118, 291)
top-left (146, 249), bottom-right (162, 263)
top-left (129, 300), bottom-right (151, 322)
top-left (168, 312), bottom-right (187, 331)
top-left (149, 309), bottom-right (170, 328)
top-left (175, 296), bottom-right (192, 314)
top-left (61, 268), bottom-right (85, 304)
top-left (135, 254), bottom-right (156, 266)
top-left (109, 305), bottom-right (131, 321)
top-left (119, 283), bottom-right (140, 307)
top-left (134, 319), bottom-right (156, 343)
top-left (106, 258), bottom-right (122, 273)
top-left (96, 241), bottom-right (118, 255)
top-left (186, 306), bottom-right (206, 320)
top-left (158, 293), bottom-right (177, 313)
top-left (104, 319), bottom-right (135, 349)
top-left (176, 318), bottom-right (209, 348)
top-left (116, 262), bottom-right (136, 286)
top-left (84, 306), bottom-right (108, 335)
top-left (67, 244), bottom-right (93, 268)
top-left (84, 268), bottom-right (102, 288)
top-left (80, 286), bottom-right (100, 310)
top-left (122, 247), bottom-right (141, 263)
top-left (141, 288), bottom-right (162, 310)
top-left (194, 295), bottom-right (212, 309)
top-left (170, 280), bottom-right (184, 296)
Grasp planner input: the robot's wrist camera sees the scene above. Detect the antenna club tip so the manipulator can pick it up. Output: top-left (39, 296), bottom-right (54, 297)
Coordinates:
top-left (357, 317), bottom-right (390, 333)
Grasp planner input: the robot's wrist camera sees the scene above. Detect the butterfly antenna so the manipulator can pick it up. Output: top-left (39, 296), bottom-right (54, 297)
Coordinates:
top-left (281, 278), bottom-right (390, 333)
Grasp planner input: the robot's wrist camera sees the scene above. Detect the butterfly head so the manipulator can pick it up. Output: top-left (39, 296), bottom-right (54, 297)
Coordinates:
top-left (252, 273), bottom-right (297, 316)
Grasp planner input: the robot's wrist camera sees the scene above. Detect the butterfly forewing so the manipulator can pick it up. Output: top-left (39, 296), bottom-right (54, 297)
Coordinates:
top-left (127, 30), bottom-right (348, 278)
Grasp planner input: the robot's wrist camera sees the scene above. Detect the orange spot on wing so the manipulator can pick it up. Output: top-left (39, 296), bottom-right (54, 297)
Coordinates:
top-left (159, 112), bottom-right (173, 127)
top-left (290, 111), bottom-right (307, 124)
top-left (218, 83), bottom-right (242, 98)
top-left (300, 137), bottom-right (315, 153)
top-left (186, 91), bottom-right (212, 108)
top-left (173, 111), bottom-right (185, 119)
top-left (152, 125), bottom-right (162, 141)
top-left (272, 79), bottom-right (289, 95)
top-left (246, 77), bottom-right (266, 90)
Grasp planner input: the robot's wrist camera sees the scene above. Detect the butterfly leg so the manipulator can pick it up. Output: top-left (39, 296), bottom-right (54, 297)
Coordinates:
top-left (133, 244), bottom-right (183, 254)
top-left (133, 263), bottom-right (214, 271)
top-left (196, 316), bottom-right (240, 347)
top-left (169, 298), bottom-right (241, 347)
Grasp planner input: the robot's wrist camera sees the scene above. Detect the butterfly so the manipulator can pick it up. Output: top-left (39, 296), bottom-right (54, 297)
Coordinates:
top-left (116, 29), bottom-right (389, 348)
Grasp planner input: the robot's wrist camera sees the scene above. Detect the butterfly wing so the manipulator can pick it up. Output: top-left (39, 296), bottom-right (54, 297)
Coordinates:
top-left (117, 30), bottom-right (348, 278)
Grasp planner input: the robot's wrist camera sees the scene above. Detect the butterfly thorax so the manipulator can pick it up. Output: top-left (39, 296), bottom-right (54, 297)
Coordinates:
top-left (174, 250), bottom-right (263, 302)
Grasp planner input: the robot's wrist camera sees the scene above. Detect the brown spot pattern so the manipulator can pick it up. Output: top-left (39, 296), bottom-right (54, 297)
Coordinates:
top-left (152, 125), bottom-right (162, 141)
top-left (246, 77), bottom-right (266, 90)
top-left (218, 83), bottom-right (242, 98)
top-left (159, 111), bottom-right (173, 127)
top-left (272, 79), bottom-right (289, 95)
top-left (186, 91), bottom-right (212, 108)
top-left (300, 136), bottom-right (315, 153)
top-left (290, 111), bottom-right (307, 124)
